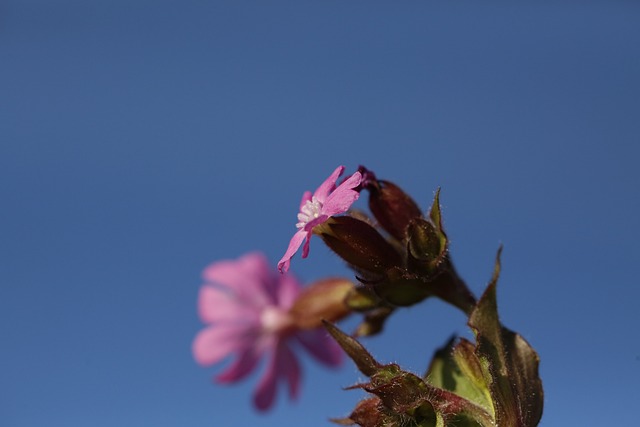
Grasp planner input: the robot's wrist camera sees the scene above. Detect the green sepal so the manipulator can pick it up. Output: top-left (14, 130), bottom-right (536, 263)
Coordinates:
top-left (344, 286), bottom-right (380, 311)
top-left (372, 267), bottom-right (431, 307)
top-left (323, 321), bottom-right (381, 377)
top-left (406, 189), bottom-right (448, 274)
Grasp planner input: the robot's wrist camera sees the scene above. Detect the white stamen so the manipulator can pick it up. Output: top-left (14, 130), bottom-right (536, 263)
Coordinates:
top-left (296, 196), bottom-right (323, 229)
top-left (261, 306), bottom-right (293, 334)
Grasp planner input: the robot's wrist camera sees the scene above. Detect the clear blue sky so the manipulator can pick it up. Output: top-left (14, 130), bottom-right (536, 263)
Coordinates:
top-left (1, 1), bottom-right (639, 426)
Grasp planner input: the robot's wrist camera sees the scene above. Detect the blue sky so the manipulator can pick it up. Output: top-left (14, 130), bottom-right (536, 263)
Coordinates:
top-left (1, 1), bottom-right (639, 426)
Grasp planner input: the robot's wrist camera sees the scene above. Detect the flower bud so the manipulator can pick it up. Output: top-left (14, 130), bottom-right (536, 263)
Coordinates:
top-left (359, 166), bottom-right (423, 241)
top-left (406, 217), bottom-right (447, 274)
top-left (289, 278), bottom-right (355, 329)
top-left (316, 216), bottom-right (402, 274)
top-left (331, 397), bottom-right (382, 427)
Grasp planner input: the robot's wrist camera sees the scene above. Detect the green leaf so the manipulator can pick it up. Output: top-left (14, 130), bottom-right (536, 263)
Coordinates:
top-left (468, 248), bottom-right (544, 427)
top-left (425, 337), bottom-right (494, 419)
top-left (452, 339), bottom-right (494, 416)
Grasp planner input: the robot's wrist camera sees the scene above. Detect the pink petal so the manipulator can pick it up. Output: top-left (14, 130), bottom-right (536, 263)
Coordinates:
top-left (216, 343), bottom-right (265, 383)
top-left (301, 231), bottom-right (312, 258)
top-left (322, 171), bottom-right (362, 217)
top-left (252, 341), bottom-right (301, 411)
top-left (253, 349), bottom-right (279, 411)
top-left (197, 286), bottom-right (259, 324)
top-left (202, 253), bottom-right (272, 306)
top-left (192, 323), bottom-right (257, 366)
top-left (313, 166), bottom-right (344, 204)
top-left (276, 273), bottom-right (302, 309)
top-left (278, 229), bottom-right (307, 273)
top-left (277, 343), bottom-right (301, 399)
top-left (295, 329), bottom-right (343, 367)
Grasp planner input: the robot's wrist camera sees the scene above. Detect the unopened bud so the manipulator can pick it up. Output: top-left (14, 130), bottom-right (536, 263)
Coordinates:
top-left (406, 189), bottom-right (448, 274)
top-left (407, 218), bottom-right (447, 274)
top-left (289, 278), bottom-right (355, 329)
top-left (316, 216), bottom-right (402, 274)
top-left (359, 166), bottom-right (423, 241)
top-left (331, 397), bottom-right (382, 427)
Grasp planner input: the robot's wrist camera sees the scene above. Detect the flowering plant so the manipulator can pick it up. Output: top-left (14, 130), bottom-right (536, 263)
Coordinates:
top-left (193, 252), bottom-right (349, 411)
top-left (194, 166), bottom-right (543, 426)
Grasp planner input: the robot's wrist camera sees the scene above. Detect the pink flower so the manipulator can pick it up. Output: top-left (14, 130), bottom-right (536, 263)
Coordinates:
top-left (278, 166), bottom-right (362, 273)
top-left (192, 252), bottom-right (343, 411)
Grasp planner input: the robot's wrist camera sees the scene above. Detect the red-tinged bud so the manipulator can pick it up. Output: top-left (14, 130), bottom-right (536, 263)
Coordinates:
top-left (331, 397), bottom-right (382, 427)
top-left (289, 278), bottom-right (355, 329)
top-left (315, 216), bottom-right (402, 274)
top-left (358, 166), bottom-right (423, 241)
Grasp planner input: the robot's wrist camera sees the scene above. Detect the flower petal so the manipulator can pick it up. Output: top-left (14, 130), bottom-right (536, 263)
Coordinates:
top-left (322, 171), bottom-right (362, 217)
top-left (276, 273), bottom-right (301, 309)
top-left (192, 323), bottom-right (257, 366)
top-left (301, 228), bottom-right (316, 259)
top-left (295, 328), bottom-right (343, 367)
top-left (253, 348), bottom-right (279, 411)
top-left (197, 286), bottom-right (259, 324)
top-left (202, 252), bottom-right (273, 306)
top-left (313, 165), bottom-right (344, 203)
top-left (277, 343), bottom-right (301, 399)
top-left (216, 343), bottom-right (265, 383)
top-left (278, 229), bottom-right (307, 273)
top-left (252, 340), bottom-right (301, 411)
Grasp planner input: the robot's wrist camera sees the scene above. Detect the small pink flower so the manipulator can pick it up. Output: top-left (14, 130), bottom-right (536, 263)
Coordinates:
top-left (193, 252), bottom-right (343, 411)
top-left (278, 166), bottom-right (362, 273)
